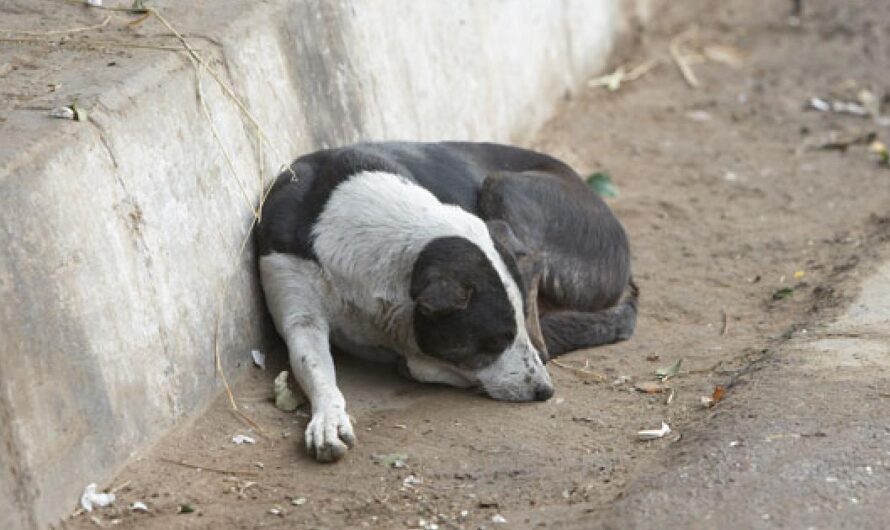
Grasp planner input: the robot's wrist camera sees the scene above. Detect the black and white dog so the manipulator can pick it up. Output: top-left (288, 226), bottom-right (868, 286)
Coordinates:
top-left (257, 142), bottom-right (637, 461)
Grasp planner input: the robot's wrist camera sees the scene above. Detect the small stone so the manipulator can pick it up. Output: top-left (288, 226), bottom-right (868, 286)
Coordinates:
top-left (291, 497), bottom-right (307, 506)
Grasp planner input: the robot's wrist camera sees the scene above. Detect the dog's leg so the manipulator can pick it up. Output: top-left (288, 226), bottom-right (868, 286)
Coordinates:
top-left (540, 280), bottom-right (638, 358)
top-left (259, 253), bottom-right (355, 462)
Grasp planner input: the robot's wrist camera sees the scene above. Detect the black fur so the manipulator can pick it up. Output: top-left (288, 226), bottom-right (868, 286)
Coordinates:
top-left (410, 237), bottom-right (516, 370)
top-left (257, 148), bottom-right (404, 259)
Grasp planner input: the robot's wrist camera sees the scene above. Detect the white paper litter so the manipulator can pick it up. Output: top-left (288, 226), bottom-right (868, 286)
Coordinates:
top-left (250, 349), bottom-right (265, 369)
top-left (86, 0), bottom-right (103, 6)
top-left (809, 97), bottom-right (831, 112)
top-left (831, 101), bottom-right (868, 116)
top-left (808, 97), bottom-right (869, 116)
top-left (80, 483), bottom-right (115, 512)
top-left (50, 106), bottom-right (75, 120)
top-left (637, 421), bottom-right (671, 441)
top-left (686, 110), bottom-right (712, 122)
top-left (231, 434), bottom-right (256, 445)
top-left (129, 501), bottom-right (149, 512)
top-left (492, 514), bottom-right (508, 524)
top-left (274, 371), bottom-right (303, 412)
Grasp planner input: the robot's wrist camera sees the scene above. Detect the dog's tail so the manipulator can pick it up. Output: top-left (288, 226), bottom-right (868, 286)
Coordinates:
top-left (540, 279), bottom-right (638, 360)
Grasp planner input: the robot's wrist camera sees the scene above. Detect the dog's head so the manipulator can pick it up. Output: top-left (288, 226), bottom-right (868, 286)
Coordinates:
top-left (409, 229), bottom-right (553, 401)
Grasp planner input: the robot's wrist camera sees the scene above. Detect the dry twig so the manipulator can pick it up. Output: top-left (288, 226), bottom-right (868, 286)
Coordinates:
top-left (551, 359), bottom-right (607, 382)
top-left (158, 457), bottom-right (259, 476)
top-left (0, 15), bottom-right (112, 36)
top-left (588, 59), bottom-right (660, 90)
top-left (0, 36), bottom-right (194, 52)
top-left (669, 27), bottom-right (700, 88)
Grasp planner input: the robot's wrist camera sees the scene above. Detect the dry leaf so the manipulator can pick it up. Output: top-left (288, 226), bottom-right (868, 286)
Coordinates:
top-left (701, 385), bottom-right (726, 409)
top-left (371, 453), bottom-right (408, 468)
top-left (634, 380), bottom-right (670, 394)
top-left (702, 43), bottom-right (744, 68)
top-left (870, 140), bottom-right (890, 165)
top-left (655, 358), bottom-right (683, 380)
top-left (712, 385), bottom-right (726, 404)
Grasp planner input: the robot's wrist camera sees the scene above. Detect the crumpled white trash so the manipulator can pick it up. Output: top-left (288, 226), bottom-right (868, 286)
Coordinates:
top-left (80, 483), bottom-right (115, 512)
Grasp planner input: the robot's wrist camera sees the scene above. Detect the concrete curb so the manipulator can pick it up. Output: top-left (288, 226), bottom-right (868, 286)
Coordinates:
top-left (0, 1), bottom-right (651, 527)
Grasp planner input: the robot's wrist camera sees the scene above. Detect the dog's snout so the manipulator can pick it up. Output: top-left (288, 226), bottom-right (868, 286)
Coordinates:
top-left (534, 383), bottom-right (554, 402)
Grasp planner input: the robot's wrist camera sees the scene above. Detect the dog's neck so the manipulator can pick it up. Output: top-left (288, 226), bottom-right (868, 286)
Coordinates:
top-left (312, 171), bottom-right (503, 351)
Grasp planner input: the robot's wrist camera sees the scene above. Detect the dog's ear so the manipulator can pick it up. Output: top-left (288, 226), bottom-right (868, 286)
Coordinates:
top-left (486, 220), bottom-right (529, 259)
top-left (413, 276), bottom-right (473, 318)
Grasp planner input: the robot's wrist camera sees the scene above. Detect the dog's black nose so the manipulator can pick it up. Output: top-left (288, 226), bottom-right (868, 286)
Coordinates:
top-left (534, 384), bottom-right (554, 402)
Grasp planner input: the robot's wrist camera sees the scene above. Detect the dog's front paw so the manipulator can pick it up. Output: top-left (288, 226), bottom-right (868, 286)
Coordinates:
top-left (305, 405), bottom-right (355, 462)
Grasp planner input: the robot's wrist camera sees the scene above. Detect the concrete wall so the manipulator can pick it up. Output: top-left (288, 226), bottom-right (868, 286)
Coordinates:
top-left (0, 1), bottom-right (651, 527)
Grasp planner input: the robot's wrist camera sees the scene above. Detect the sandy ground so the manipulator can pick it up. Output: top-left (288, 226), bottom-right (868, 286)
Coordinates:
top-left (60, 0), bottom-right (890, 528)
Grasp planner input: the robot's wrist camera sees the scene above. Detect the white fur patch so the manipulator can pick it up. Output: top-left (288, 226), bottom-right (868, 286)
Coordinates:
top-left (311, 171), bottom-right (550, 398)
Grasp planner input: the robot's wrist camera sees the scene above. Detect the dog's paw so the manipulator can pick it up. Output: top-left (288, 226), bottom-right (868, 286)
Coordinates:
top-left (305, 405), bottom-right (355, 462)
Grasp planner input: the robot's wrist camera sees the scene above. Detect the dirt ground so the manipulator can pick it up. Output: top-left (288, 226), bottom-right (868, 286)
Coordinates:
top-left (61, 0), bottom-right (890, 528)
